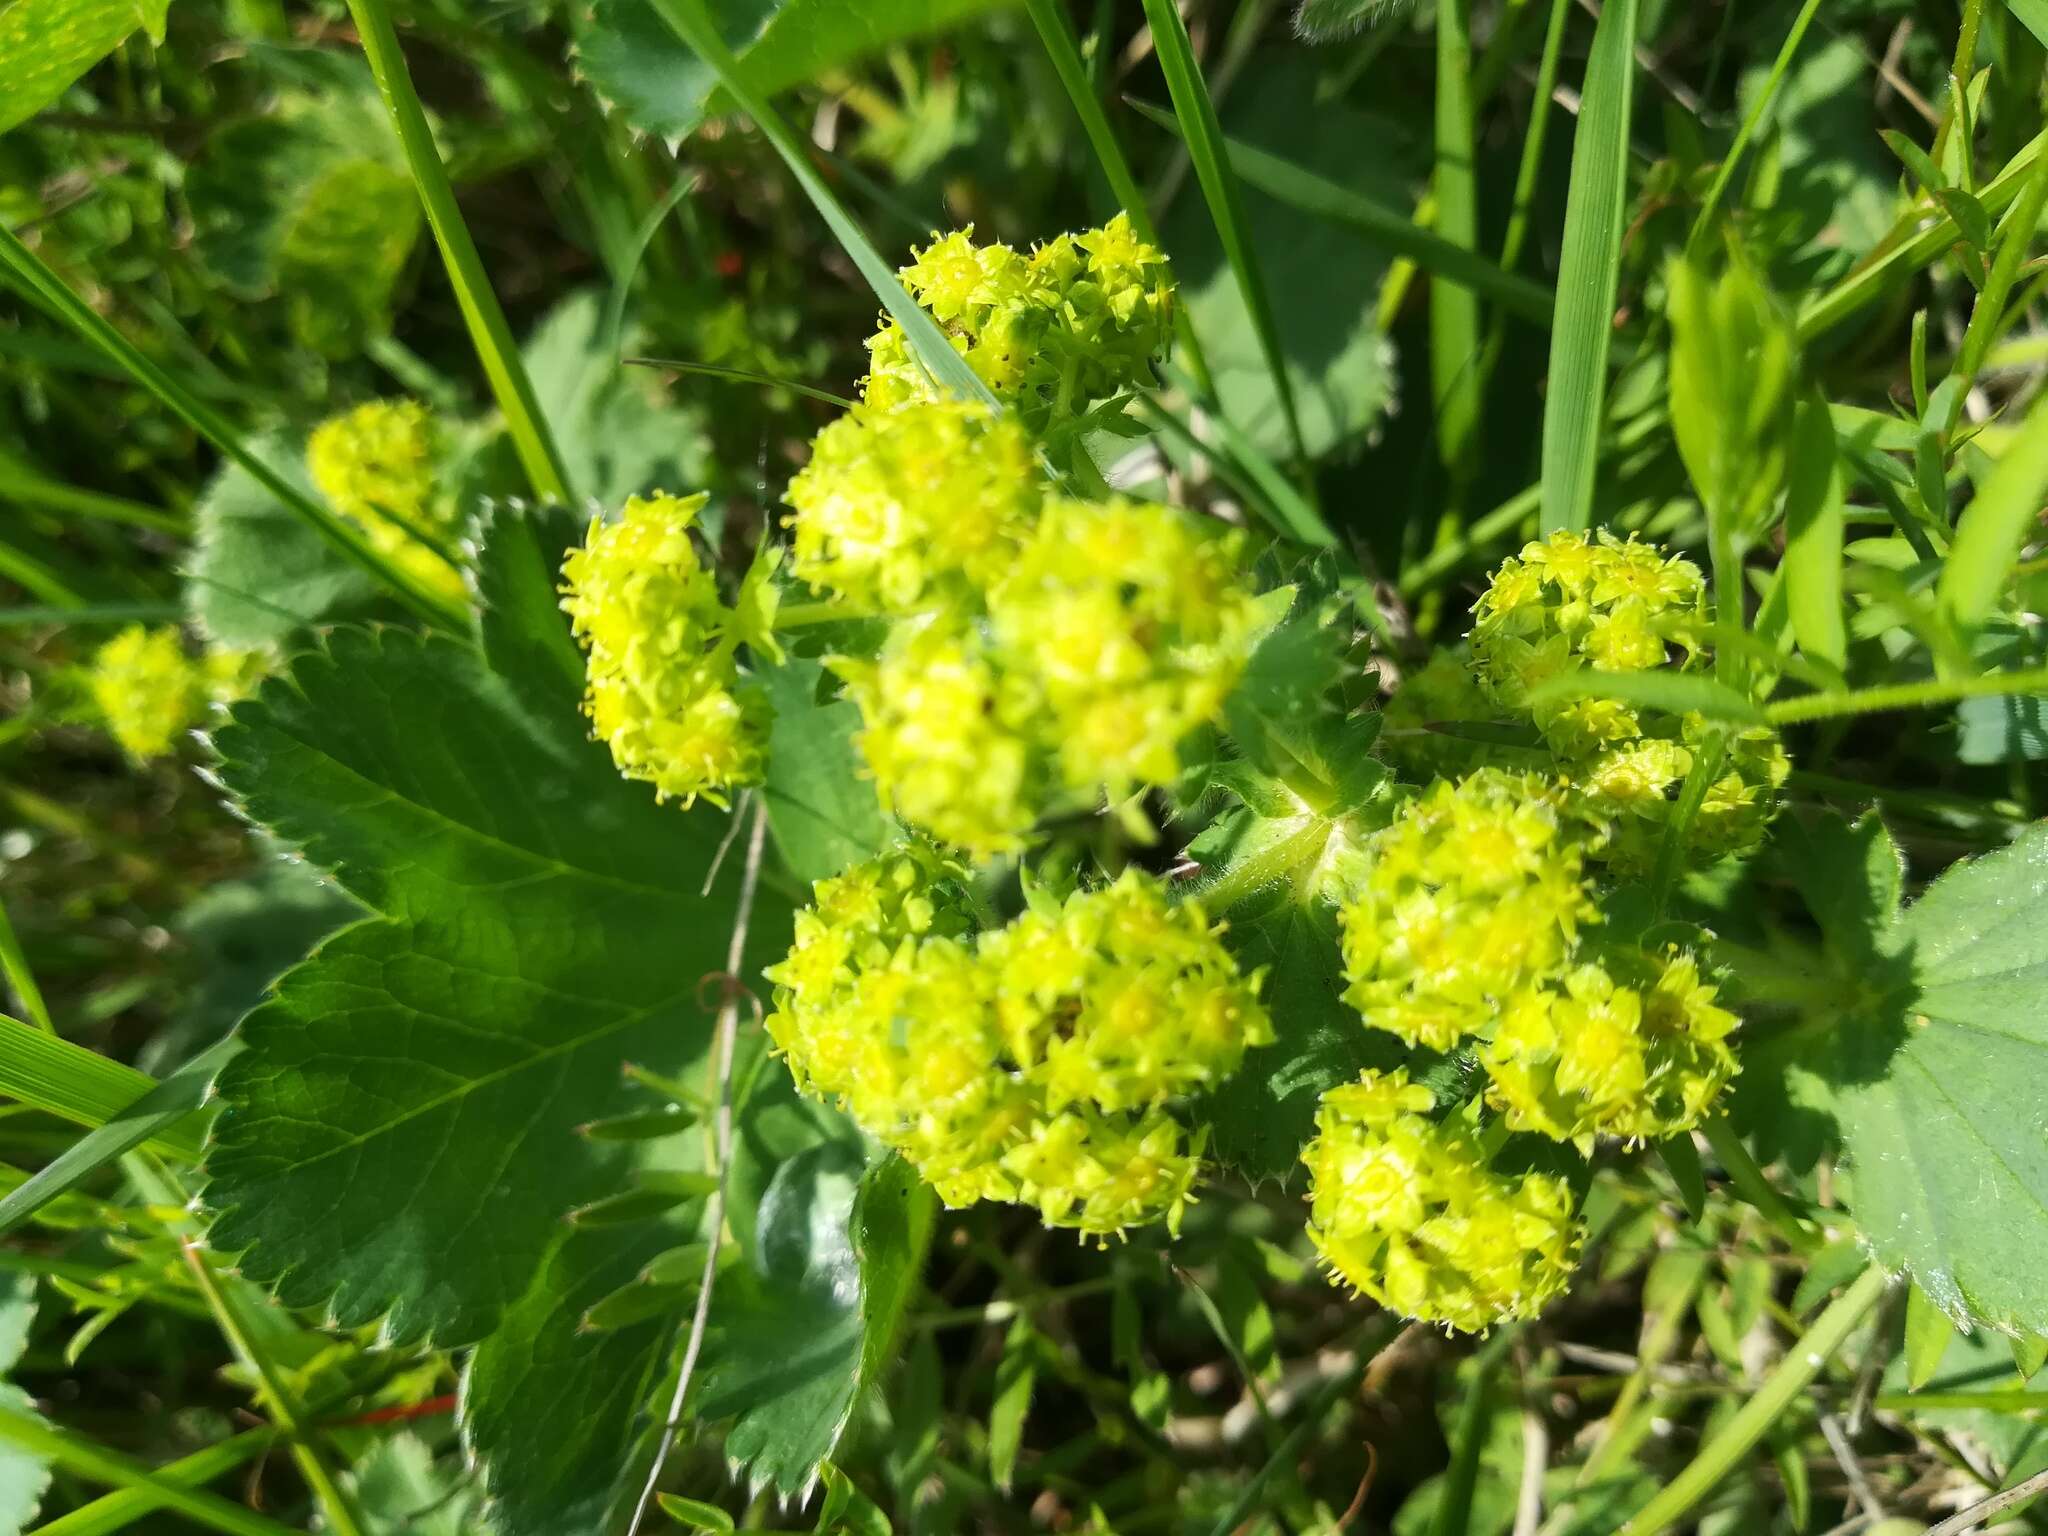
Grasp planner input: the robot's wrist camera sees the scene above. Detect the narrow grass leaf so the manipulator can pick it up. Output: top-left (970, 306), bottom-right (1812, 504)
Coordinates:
top-left (1540, 0), bottom-right (1639, 533)
top-left (1431, 0), bottom-right (1482, 479)
top-left (643, 0), bottom-right (995, 412)
top-left (0, 1037), bottom-right (237, 1236)
top-left (1688, 0), bottom-right (1825, 248)
top-left (29, 1428), bottom-right (277, 1536)
top-left (1782, 392), bottom-right (1848, 668)
top-left (342, 0), bottom-right (575, 505)
top-left (0, 1014), bottom-right (206, 1164)
top-left (1527, 668), bottom-right (1767, 726)
top-left (0, 225), bottom-right (467, 634)
top-left (1137, 0), bottom-right (1306, 465)
top-left (1937, 386), bottom-right (2048, 635)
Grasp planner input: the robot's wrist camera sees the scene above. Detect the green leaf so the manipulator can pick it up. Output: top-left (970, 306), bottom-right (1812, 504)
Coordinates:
top-left (472, 500), bottom-right (589, 717)
top-left (2013, 0), bottom-right (2048, 49)
top-left (345, 1431), bottom-right (484, 1536)
top-left (0, 1013), bottom-right (206, 1165)
top-left (1156, 53), bottom-right (1405, 461)
top-left (202, 614), bottom-right (793, 1343)
top-left (698, 1148), bottom-right (933, 1500)
top-left (0, 1273), bottom-right (48, 1534)
top-left (1540, 0), bottom-right (1637, 534)
top-left (1903, 1281), bottom-right (1956, 1392)
top-left (1201, 899), bottom-right (1399, 1182)
top-left (658, 1493), bottom-right (737, 1531)
top-left (987, 1318), bottom-right (1034, 1492)
top-left (1291, 0), bottom-right (1414, 42)
top-left (186, 433), bottom-right (395, 650)
top-left (521, 292), bottom-right (712, 513)
top-left (759, 656), bottom-right (891, 886)
top-left (1781, 391), bottom-right (1848, 669)
top-left (1759, 822), bottom-right (2048, 1333)
top-left (1880, 129), bottom-right (1946, 196)
top-left (574, 0), bottom-right (1010, 142)
top-left (1938, 387), bottom-right (2048, 636)
top-left (186, 53), bottom-right (421, 354)
top-left (0, 0), bottom-right (170, 134)
top-left (1524, 668), bottom-right (1767, 726)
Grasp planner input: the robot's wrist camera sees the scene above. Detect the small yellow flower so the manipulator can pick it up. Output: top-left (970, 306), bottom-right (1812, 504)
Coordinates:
top-left (1303, 1068), bottom-right (1582, 1332)
top-left (307, 399), bottom-right (466, 605)
top-left (560, 493), bottom-right (766, 807)
top-left (784, 399), bottom-right (1038, 610)
top-left (88, 627), bottom-right (262, 760)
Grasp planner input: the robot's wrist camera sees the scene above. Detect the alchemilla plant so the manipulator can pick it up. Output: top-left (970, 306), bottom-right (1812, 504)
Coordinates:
top-left (8, 4), bottom-right (2048, 1534)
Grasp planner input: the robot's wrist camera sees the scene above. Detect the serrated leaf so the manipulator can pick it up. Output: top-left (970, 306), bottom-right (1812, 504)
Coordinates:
top-left (0, 0), bottom-right (170, 134)
top-left (203, 563), bottom-right (792, 1345)
top-left (759, 655), bottom-right (891, 885)
top-left (1292, 0), bottom-right (1418, 43)
top-left (1752, 821), bottom-right (2048, 1334)
top-left (697, 1149), bottom-right (933, 1500)
top-left (345, 1430), bottom-right (484, 1536)
top-left (186, 432), bottom-right (397, 649)
top-left (1201, 898), bottom-right (1400, 1181)
top-left (573, 0), bottom-right (1010, 140)
top-left (473, 500), bottom-right (588, 715)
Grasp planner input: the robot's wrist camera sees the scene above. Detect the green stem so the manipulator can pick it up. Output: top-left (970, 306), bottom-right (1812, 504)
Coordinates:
top-left (1686, 0), bottom-right (1825, 251)
top-left (1499, 0), bottom-right (1573, 276)
top-left (342, 0), bottom-right (574, 505)
top-left (1765, 664), bottom-right (2048, 725)
top-left (0, 225), bottom-right (467, 635)
top-left (0, 1405), bottom-right (306, 1536)
top-left (1616, 1265), bottom-right (1889, 1535)
top-left (32, 1428), bottom-right (278, 1536)
top-left (1699, 1115), bottom-right (1820, 1256)
top-left (1189, 817), bottom-right (1333, 915)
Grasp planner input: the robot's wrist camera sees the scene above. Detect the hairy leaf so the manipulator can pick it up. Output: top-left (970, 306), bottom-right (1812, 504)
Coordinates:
top-left (759, 656), bottom-right (891, 886)
top-left (0, 0), bottom-right (169, 134)
top-left (573, 0), bottom-right (1009, 140)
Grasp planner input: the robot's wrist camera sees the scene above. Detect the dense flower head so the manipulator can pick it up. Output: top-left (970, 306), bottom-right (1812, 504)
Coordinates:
top-left (88, 626), bottom-right (260, 760)
top-left (765, 860), bottom-right (1268, 1238)
top-left (560, 493), bottom-right (765, 807)
top-left (862, 215), bottom-right (1175, 434)
top-left (1302, 1069), bottom-right (1582, 1332)
top-left (784, 399), bottom-right (1039, 610)
top-left (1339, 770), bottom-right (1596, 1051)
top-left (1481, 948), bottom-right (1739, 1147)
top-left (839, 498), bottom-right (1262, 858)
top-left (1467, 530), bottom-right (1787, 872)
top-left (307, 399), bottom-right (465, 604)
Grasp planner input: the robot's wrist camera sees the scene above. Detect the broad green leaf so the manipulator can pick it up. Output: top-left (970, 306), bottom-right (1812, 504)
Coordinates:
top-left (471, 500), bottom-right (588, 717)
top-left (1158, 53), bottom-right (1410, 461)
top-left (346, 1431), bottom-right (484, 1536)
top-left (185, 53), bottom-right (420, 354)
top-left (759, 655), bottom-right (891, 886)
top-left (0, 1274), bottom-right (47, 1534)
top-left (1540, 0), bottom-right (1637, 534)
top-left (698, 1149), bottom-right (933, 1500)
top-left (1754, 821), bottom-right (2048, 1333)
top-left (186, 433), bottom-right (394, 650)
top-left (573, 0), bottom-right (1010, 140)
top-left (0, 0), bottom-right (169, 134)
top-left (202, 610), bottom-right (794, 1343)
top-left (521, 292), bottom-right (712, 513)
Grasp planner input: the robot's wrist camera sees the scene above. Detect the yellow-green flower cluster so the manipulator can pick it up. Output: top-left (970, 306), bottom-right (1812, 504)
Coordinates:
top-left (766, 859), bottom-right (1271, 1239)
top-left (1339, 770), bottom-right (1594, 1051)
top-left (1302, 1069), bottom-right (1582, 1333)
top-left (1337, 768), bottom-right (1739, 1148)
top-left (307, 399), bottom-right (466, 606)
top-left (862, 215), bottom-right (1174, 434)
top-left (839, 497), bottom-right (1264, 857)
top-left (783, 399), bottom-right (1038, 609)
top-left (1469, 529), bottom-right (1788, 872)
top-left (88, 626), bottom-right (261, 760)
top-left (560, 493), bottom-right (765, 808)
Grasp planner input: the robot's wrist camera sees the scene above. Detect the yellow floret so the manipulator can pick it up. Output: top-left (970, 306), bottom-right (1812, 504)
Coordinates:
top-left (1339, 770), bottom-right (1597, 1051)
top-left (784, 399), bottom-right (1039, 610)
top-left (559, 493), bottom-right (765, 808)
top-left (88, 626), bottom-right (262, 761)
top-left (307, 399), bottom-right (466, 605)
top-left (1302, 1068), bottom-right (1582, 1332)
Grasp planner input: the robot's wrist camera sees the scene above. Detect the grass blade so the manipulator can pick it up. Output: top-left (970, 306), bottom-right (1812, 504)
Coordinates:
top-left (1500, 0), bottom-right (1573, 275)
top-left (0, 1036), bottom-right (237, 1236)
top-left (1937, 386), bottom-right (2048, 636)
top-left (1126, 98), bottom-right (1552, 323)
top-left (1136, 0), bottom-right (1307, 466)
top-left (624, 356), bottom-right (855, 409)
top-left (1528, 668), bottom-right (1767, 726)
top-left (0, 225), bottom-right (468, 635)
top-left (1686, 0), bottom-right (1825, 250)
top-left (1782, 393), bottom-right (1848, 669)
top-left (644, 0), bottom-right (996, 412)
top-left (342, 0), bottom-right (575, 505)
top-left (0, 1013), bottom-right (206, 1164)
top-left (1540, 0), bottom-right (1639, 534)
top-left (0, 1405), bottom-right (304, 1536)
top-left (1431, 0), bottom-right (1482, 484)
top-left (31, 1429), bottom-right (279, 1536)
top-left (0, 461), bottom-right (182, 535)
top-left (1021, 0), bottom-right (1215, 390)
